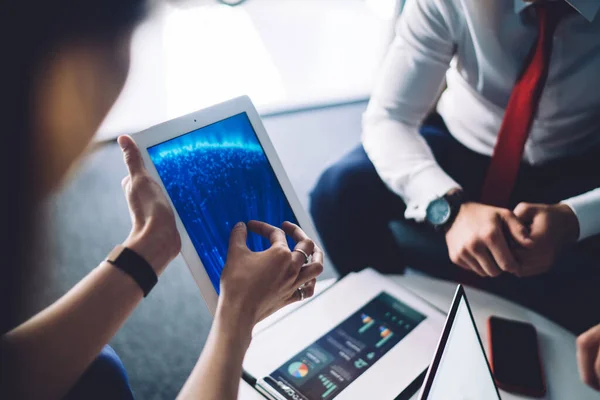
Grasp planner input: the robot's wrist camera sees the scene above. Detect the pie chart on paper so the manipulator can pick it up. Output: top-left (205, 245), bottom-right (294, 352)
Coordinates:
top-left (288, 361), bottom-right (309, 378)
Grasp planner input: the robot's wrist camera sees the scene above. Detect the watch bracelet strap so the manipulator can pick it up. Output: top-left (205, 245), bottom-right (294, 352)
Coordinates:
top-left (441, 190), bottom-right (466, 232)
top-left (106, 245), bottom-right (157, 297)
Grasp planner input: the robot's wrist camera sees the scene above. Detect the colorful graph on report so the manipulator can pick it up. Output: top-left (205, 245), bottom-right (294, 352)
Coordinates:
top-left (318, 375), bottom-right (338, 399)
top-left (264, 292), bottom-right (426, 399)
top-left (288, 362), bottom-right (310, 379)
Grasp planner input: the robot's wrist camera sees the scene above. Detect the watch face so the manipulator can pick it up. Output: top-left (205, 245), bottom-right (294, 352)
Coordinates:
top-left (426, 198), bottom-right (451, 226)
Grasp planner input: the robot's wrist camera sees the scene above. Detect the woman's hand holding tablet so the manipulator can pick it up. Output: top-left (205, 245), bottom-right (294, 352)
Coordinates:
top-left (117, 134), bottom-right (324, 322)
top-left (132, 96), bottom-right (329, 314)
top-left (180, 221), bottom-right (324, 400)
top-left (118, 135), bottom-right (182, 275)
top-left (119, 134), bottom-right (325, 400)
top-left (220, 220), bottom-right (324, 328)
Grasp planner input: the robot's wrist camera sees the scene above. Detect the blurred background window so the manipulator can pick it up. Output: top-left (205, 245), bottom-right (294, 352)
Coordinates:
top-left (97, 0), bottom-right (403, 140)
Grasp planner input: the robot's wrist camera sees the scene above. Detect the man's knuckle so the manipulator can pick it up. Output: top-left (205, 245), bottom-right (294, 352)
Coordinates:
top-left (514, 203), bottom-right (526, 213)
top-left (466, 239), bottom-right (480, 251)
top-left (482, 229), bottom-right (496, 242)
top-left (577, 333), bottom-right (594, 350)
top-left (450, 254), bottom-right (460, 264)
top-left (490, 268), bottom-right (502, 277)
top-left (594, 357), bottom-right (600, 372)
top-left (501, 264), bottom-right (515, 274)
top-left (458, 243), bottom-right (472, 255)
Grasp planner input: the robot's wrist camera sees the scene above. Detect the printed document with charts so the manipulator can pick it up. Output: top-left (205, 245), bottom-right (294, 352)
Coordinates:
top-left (243, 268), bottom-right (446, 400)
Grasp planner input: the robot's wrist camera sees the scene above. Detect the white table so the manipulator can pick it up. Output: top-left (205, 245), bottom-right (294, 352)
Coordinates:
top-left (239, 274), bottom-right (598, 399)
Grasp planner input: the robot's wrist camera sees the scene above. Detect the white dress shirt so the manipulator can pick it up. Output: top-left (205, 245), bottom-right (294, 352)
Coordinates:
top-left (362, 0), bottom-right (600, 240)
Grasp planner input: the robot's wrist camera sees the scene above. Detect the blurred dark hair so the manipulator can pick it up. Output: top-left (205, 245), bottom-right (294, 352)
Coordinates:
top-left (0, 0), bottom-right (149, 334)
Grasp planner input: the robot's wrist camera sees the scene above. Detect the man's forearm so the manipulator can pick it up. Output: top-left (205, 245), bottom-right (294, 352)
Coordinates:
top-left (362, 116), bottom-right (460, 219)
top-left (361, 0), bottom-right (457, 215)
top-left (2, 261), bottom-right (144, 400)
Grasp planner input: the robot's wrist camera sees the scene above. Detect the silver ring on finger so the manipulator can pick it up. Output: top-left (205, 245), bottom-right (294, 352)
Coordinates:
top-left (296, 286), bottom-right (305, 301)
top-left (293, 248), bottom-right (310, 264)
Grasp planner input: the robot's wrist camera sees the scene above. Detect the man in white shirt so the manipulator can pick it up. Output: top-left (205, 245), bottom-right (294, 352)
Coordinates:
top-left (310, 0), bottom-right (600, 334)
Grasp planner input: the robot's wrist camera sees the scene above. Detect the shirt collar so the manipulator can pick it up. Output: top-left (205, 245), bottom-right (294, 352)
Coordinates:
top-left (514, 0), bottom-right (600, 22)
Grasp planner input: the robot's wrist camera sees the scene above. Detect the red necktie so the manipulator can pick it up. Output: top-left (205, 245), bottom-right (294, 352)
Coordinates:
top-left (480, 2), bottom-right (568, 207)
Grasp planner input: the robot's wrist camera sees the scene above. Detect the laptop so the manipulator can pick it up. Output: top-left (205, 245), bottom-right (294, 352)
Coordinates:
top-left (419, 285), bottom-right (502, 399)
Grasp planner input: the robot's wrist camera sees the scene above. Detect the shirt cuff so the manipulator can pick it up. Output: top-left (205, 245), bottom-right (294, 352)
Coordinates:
top-left (403, 165), bottom-right (461, 222)
top-left (561, 188), bottom-right (600, 241)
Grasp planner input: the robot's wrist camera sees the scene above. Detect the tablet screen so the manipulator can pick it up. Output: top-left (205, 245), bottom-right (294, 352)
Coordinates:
top-left (148, 113), bottom-right (298, 293)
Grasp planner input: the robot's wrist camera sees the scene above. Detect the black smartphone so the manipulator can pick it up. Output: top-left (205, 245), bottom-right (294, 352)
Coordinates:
top-left (488, 316), bottom-right (546, 397)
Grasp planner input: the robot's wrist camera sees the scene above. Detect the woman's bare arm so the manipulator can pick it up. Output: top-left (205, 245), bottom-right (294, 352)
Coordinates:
top-left (4, 258), bottom-right (147, 399)
top-left (1, 136), bottom-right (181, 400)
top-left (177, 304), bottom-right (254, 400)
top-left (178, 221), bottom-right (323, 400)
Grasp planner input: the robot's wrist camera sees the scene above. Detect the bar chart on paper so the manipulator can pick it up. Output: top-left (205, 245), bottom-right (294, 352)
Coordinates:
top-left (265, 292), bottom-right (426, 399)
top-left (319, 374), bottom-right (338, 399)
top-left (359, 313), bottom-right (375, 334)
top-left (376, 326), bottom-right (395, 348)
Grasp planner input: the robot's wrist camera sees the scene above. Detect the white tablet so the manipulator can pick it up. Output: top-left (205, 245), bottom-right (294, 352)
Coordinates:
top-left (132, 96), bottom-right (324, 314)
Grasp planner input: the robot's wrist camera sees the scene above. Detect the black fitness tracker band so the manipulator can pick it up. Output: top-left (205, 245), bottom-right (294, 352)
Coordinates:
top-left (106, 245), bottom-right (157, 297)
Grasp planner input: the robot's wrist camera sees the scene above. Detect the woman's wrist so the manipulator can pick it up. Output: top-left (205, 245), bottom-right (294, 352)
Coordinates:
top-left (122, 229), bottom-right (176, 276)
top-left (214, 315), bottom-right (253, 351)
top-left (215, 299), bottom-right (255, 347)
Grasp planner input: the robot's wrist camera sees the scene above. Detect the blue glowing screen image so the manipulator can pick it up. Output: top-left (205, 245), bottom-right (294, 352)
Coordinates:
top-left (148, 113), bottom-right (298, 293)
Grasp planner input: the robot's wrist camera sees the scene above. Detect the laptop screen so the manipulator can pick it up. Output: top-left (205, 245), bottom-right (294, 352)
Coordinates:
top-left (420, 289), bottom-right (500, 399)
